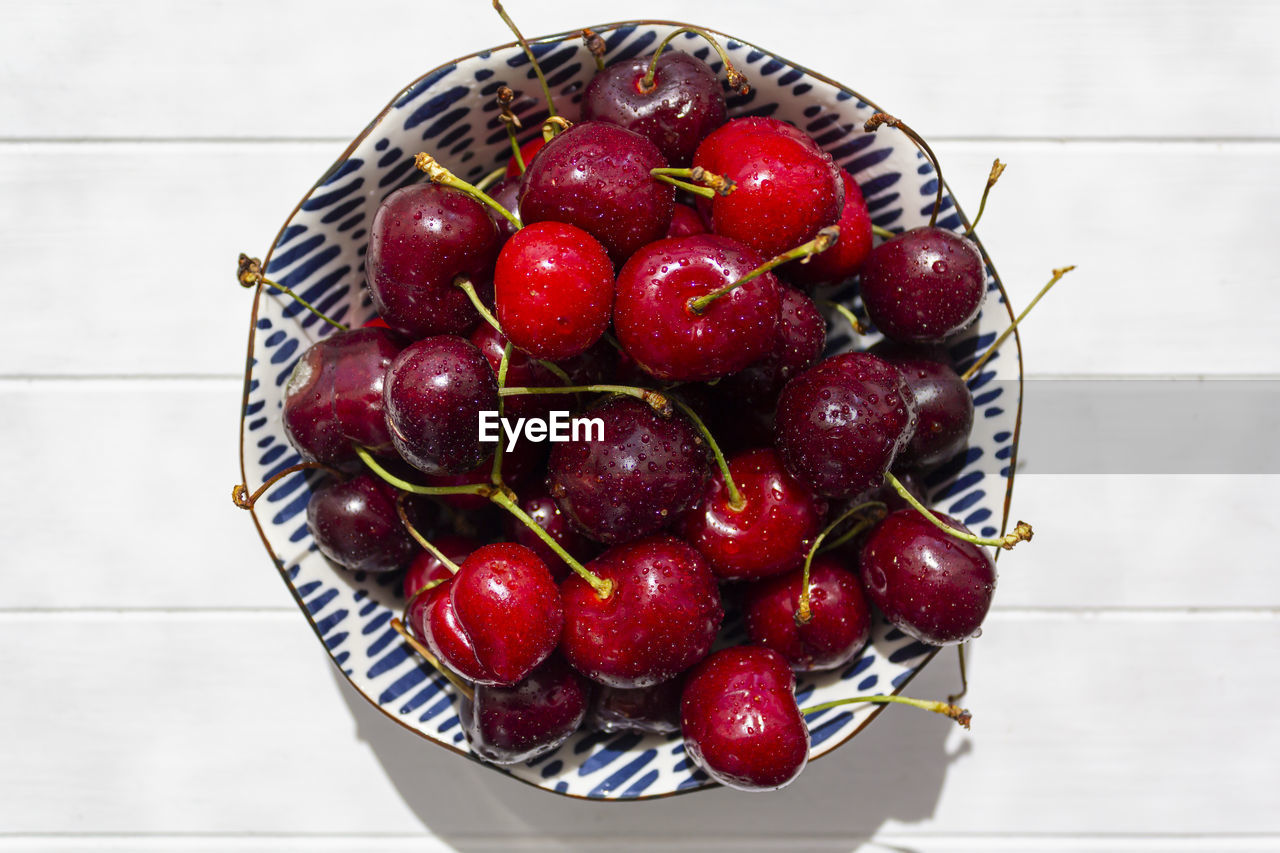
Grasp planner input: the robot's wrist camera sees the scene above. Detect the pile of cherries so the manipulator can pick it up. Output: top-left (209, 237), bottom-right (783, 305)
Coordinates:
top-left (236, 10), bottom-right (1043, 793)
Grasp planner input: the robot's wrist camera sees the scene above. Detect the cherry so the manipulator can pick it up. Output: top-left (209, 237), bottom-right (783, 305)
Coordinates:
top-left (459, 654), bottom-right (588, 765)
top-left (589, 678), bottom-right (684, 735)
top-left (869, 341), bottom-right (974, 469)
top-left (282, 326), bottom-right (402, 466)
top-left (493, 221), bottom-right (615, 360)
top-left (505, 135), bottom-right (546, 178)
top-left (403, 534), bottom-right (477, 599)
top-left (367, 184), bottom-right (500, 339)
top-left (406, 576), bottom-right (489, 683)
top-left (667, 204), bottom-right (708, 238)
top-left (614, 234), bottom-right (781, 382)
top-left (678, 448), bottom-right (828, 581)
top-left (581, 50), bottom-right (727, 167)
top-left (306, 474), bottom-right (416, 573)
top-left (680, 646), bottom-right (809, 791)
top-left (785, 168), bottom-right (873, 287)
top-left (560, 535), bottom-right (723, 688)
top-left (741, 554), bottom-right (871, 671)
top-left (546, 395), bottom-right (708, 545)
top-left (485, 176), bottom-right (523, 243)
top-left (504, 488), bottom-right (600, 583)
top-left (383, 336), bottom-right (498, 475)
top-left (518, 121), bottom-right (674, 263)
top-left (859, 509), bottom-right (996, 645)
top-left (774, 352), bottom-right (917, 498)
top-left (716, 284), bottom-right (826, 405)
top-left (468, 322), bottom-right (556, 421)
top-left (859, 227), bottom-right (986, 343)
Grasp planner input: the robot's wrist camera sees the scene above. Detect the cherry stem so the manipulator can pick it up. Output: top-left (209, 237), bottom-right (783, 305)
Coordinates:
top-left (390, 617), bottom-right (475, 701)
top-left (490, 341), bottom-right (513, 487)
top-left (582, 28), bottom-right (607, 72)
top-left (354, 445), bottom-right (493, 497)
top-left (488, 489), bottom-right (614, 599)
top-left (639, 27), bottom-right (750, 95)
top-left (475, 164), bottom-right (507, 193)
top-left (871, 224), bottom-right (897, 240)
top-left (231, 461), bottom-right (338, 510)
top-left (864, 112), bottom-right (945, 227)
top-left (688, 226), bottom-right (839, 315)
top-left (800, 693), bottom-right (971, 729)
top-left (542, 115), bottom-right (571, 142)
top-left (885, 471), bottom-right (1033, 550)
top-left (500, 384), bottom-right (672, 417)
top-left (963, 158), bottom-right (1006, 236)
top-left (534, 358), bottom-right (572, 385)
top-left (652, 174), bottom-right (715, 199)
top-left (415, 153), bottom-right (522, 230)
top-left (237, 254), bottom-right (348, 331)
top-left (669, 397), bottom-right (743, 511)
top-left (491, 0), bottom-right (557, 118)
top-left (817, 299), bottom-right (867, 336)
top-left (394, 493), bottom-right (461, 574)
top-left (949, 642), bottom-right (969, 704)
top-left (651, 166), bottom-right (735, 196)
top-left (495, 85), bottom-right (526, 173)
top-left (797, 500), bottom-right (886, 624)
top-left (961, 265), bottom-right (1076, 382)
top-left (453, 276), bottom-right (504, 334)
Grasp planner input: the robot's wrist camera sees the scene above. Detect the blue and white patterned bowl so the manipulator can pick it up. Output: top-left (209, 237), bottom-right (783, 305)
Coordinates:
top-left (236, 21), bottom-right (1023, 801)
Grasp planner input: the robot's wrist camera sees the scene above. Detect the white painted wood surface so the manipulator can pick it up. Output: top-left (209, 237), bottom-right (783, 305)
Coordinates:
top-left (1, 1), bottom-right (1277, 850)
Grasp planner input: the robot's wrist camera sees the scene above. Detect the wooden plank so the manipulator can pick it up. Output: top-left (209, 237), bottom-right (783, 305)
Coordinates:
top-left (0, 613), bottom-right (1274, 836)
top-left (1, 1), bottom-right (1276, 140)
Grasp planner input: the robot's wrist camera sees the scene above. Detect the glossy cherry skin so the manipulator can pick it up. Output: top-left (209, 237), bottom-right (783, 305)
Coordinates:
top-left (406, 575), bottom-right (489, 683)
top-left (459, 654), bottom-right (588, 765)
top-left (859, 227), bottom-right (986, 343)
top-left (774, 352), bottom-right (917, 498)
top-left (581, 51), bottom-right (727, 167)
top-left (614, 234), bottom-right (781, 382)
top-left (402, 534), bottom-right (477, 599)
top-left (504, 489), bottom-right (600, 583)
top-left (505, 136), bottom-right (546, 178)
top-left (667, 204), bottom-right (708, 238)
top-left (678, 448), bottom-right (828, 581)
top-left (589, 678), bottom-right (684, 735)
top-left (741, 554), bottom-right (872, 671)
top-left (383, 336), bottom-right (498, 475)
top-left (485, 176), bottom-right (522, 243)
top-left (306, 474), bottom-right (415, 573)
top-left (494, 221), bottom-right (615, 360)
top-left (546, 396), bottom-right (709, 545)
top-left (716, 285), bottom-right (826, 406)
top-left (785, 168), bottom-right (873, 287)
top-left (560, 536), bottom-right (723, 688)
top-left (680, 646), bottom-right (810, 791)
top-left (870, 341), bottom-right (974, 469)
top-left (518, 121), bottom-right (674, 264)
top-left (859, 509), bottom-right (996, 645)
top-left (694, 117), bottom-right (843, 259)
top-left (282, 327), bottom-right (402, 466)
top-left (367, 184), bottom-right (501, 339)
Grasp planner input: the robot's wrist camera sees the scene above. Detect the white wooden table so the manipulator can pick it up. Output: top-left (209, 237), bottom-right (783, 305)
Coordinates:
top-left (2, 1), bottom-right (1277, 850)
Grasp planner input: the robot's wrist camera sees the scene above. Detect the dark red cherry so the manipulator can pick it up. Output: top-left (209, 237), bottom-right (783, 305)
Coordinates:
top-left (504, 489), bottom-right (600, 583)
top-left (869, 341), bottom-right (974, 469)
top-left (402, 534), bottom-right (476, 599)
top-left (546, 396), bottom-right (709, 545)
top-left (613, 234), bottom-right (781, 382)
top-left (560, 536), bottom-right (723, 688)
top-left (716, 284), bottom-right (826, 405)
top-left (589, 678), bottom-right (684, 735)
top-left (774, 352), bottom-right (917, 498)
top-left (367, 184), bottom-right (501, 339)
top-left (306, 474), bottom-right (415, 573)
top-left (859, 227), bottom-right (986, 343)
top-left (859, 509), bottom-right (996, 645)
top-left (581, 51), bottom-right (727, 167)
top-left (505, 136), bottom-right (546, 178)
top-left (383, 336), bottom-right (498, 475)
top-left (741, 554), bottom-right (872, 671)
top-left (667, 204), bottom-right (708, 238)
top-left (485, 176), bottom-right (522, 243)
top-left (518, 121), bottom-right (674, 263)
top-left (785, 168), bottom-right (873, 287)
top-left (678, 448), bottom-right (827, 581)
top-left (680, 646), bottom-right (809, 791)
top-left (459, 654), bottom-right (588, 765)
top-left (494, 221), bottom-right (615, 360)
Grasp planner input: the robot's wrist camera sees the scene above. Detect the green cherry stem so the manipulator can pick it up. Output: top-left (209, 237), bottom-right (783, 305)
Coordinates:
top-left (490, 341), bottom-right (514, 487)
top-left (960, 265), bottom-right (1076, 382)
top-left (797, 500), bottom-right (886, 623)
top-left (496, 85), bottom-right (526, 173)
top-left (488, 489), bottom-right (614, 598)
top-left (652, 174), bottom-right (715, 199)
top-left (453, 276), bottom-right (504, 334)
top-left (817, 298), bottom-right (867, 336)
top-left (415, 153), bottom-right (522, 230)
top-left (651, 166), bottom-right (735, 196)
top-left (885, 471), bottom-right (1033, 550)
top-left (639, 27), bottom-right (750, 95)
top-left (670, 397), bottom-right (743, 511)
top-left (962, 158), bottom-right (1006, 237)
top-left (355, 445), bottom-right (492, 497)
top-left (231, 461), bottom-right (339, 510)
top-left (688, 226), bottom-right (839, 315)
top-left (491, 0), bottom-right (557, 118)
top-left (871, 224), bottom-right (898, 240)
top-left (237, 254), bottom-right (348, 331)
top-left (500, 384), bottom-right (672, 417)
top-left (864, 112), bottom-right (945, 227)
top-left (394, 493), bottom-right (461, 574)
top-left (800, 693), bottom-right (971, 729)
top-left (389, 617), bottom-right (475, 700)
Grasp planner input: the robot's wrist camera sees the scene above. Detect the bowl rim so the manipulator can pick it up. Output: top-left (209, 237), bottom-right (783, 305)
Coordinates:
top-left (235, 19), bottom-right (1025, 802)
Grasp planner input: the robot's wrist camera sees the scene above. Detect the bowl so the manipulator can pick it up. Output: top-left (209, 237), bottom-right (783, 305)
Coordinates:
top-left (235, 20), bottom-right (1023, 801)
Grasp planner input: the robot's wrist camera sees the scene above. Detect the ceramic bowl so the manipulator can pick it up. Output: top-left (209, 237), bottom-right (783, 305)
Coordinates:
top-left (235, 21), bottom-right (1023, 800)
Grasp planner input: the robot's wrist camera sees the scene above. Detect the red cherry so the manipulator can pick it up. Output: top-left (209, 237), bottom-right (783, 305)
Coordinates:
top-left (785, 168), bottom-right (873, 287)
top-left (666, 204), bottom-right (708, 238)
top-left (494, 222), bottom-right (615, 360)
top-left (560, 536), bottom-right (723, 688)
top-left (505, 136), bottom-right (546, 178)
top-left (402, 535), bottom-right (477, 599)
top-left (460, 654), bottom-right (588, 764)
top-left (307, 474), bottom-right (416, 573)
top-left (869, 341), bottom-right (974, 469)
top-left (406, 576), bottom-right (490, 683)
top-left (741, 554), bottom-right (872, 671)
top-left (716, 284), bottom-right (826, 406)
top-left (678, 448), bottom-right (828, 581)
top-left (859, 227), bottom-right (986, 343)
